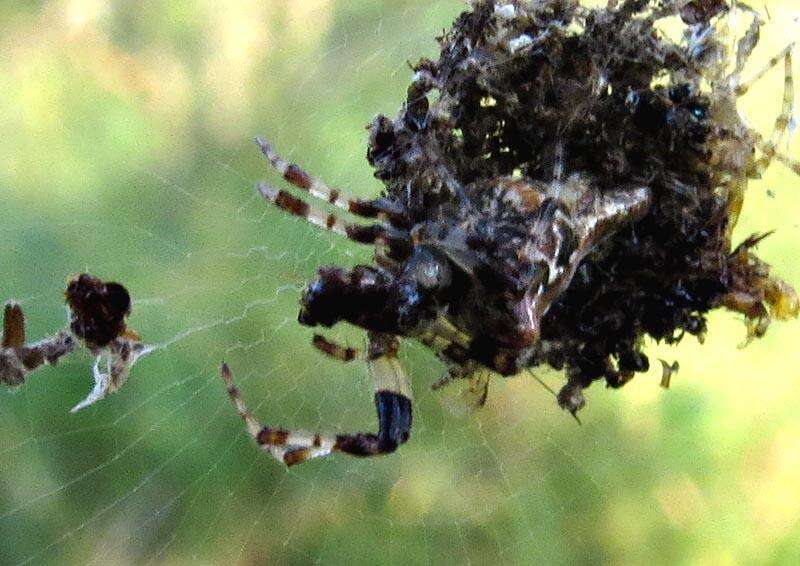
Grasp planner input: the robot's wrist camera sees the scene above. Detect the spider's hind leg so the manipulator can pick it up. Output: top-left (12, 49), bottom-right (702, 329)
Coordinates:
top-left (335, 334), bottom-right (413, 457)
top-left (220, 333), bottom-right (412, 466)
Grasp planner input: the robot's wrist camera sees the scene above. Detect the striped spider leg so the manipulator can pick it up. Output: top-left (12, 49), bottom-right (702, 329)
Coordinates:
top-left (740, 43), bottom-right (798, 176)
top-left (716, 31), bottom-right (799, 232)
top-left (253, 134), bottom-right (415, 358)
top-left (254, 136), bottom-right (411, 255)
top-left (720, 2), bottom-right (796, 176)
top-left (311, 333), bottom-right (362, 362)
top-left (716, 36), bottom-right (800, 335)
top-left (256, 182), bottom-right (405, 247)
top-left (221, 333), bottom-right (412, 466)
top-left (313, 316), bottom-right (493, 413)
top-left (255, 137), bottom-right (406, 222)
top-left (219, 139), bottom-right (423, 465)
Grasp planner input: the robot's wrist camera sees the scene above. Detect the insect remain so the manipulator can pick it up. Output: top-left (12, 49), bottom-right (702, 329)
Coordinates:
top-left (221, 0), bottom-right (799, 466)
top-left (1, 274), bottom-right (150, 412)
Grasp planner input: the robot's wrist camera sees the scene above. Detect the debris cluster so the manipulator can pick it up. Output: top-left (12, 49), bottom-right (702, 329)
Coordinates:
top-left (360, 0), bottom-right (798, 412)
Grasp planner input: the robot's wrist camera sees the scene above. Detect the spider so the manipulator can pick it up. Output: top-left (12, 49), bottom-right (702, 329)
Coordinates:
top-left (221, 0), bottom-right (799, 466)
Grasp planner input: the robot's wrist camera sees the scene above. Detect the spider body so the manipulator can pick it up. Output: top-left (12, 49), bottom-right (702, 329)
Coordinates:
top-left (222, 0), bottom-right (799, 465)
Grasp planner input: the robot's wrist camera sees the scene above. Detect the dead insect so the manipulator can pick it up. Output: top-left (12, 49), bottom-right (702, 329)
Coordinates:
top-left (1, 274), bottom-right (150, 412)
top-left (222, 0), bottom-right (798, 466)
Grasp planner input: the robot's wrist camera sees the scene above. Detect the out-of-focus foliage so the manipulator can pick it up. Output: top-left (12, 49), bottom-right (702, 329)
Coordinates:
top-left (0, 1), bottom-right (798, 564)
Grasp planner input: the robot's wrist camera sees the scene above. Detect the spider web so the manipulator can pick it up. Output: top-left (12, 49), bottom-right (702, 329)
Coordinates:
top-left (1, 1), bottom-right (800, 564)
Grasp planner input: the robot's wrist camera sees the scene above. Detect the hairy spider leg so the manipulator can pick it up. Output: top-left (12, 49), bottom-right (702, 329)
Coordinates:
top-left (255, 137), bottom-right (404, 220)
top-left (220, 343), bottom-right (413, 466)
top-left (312, 318), bottom-right (473, 381)
top-left (257, 182), bottom-right (398, 246)
top-left (752, 46), bottom-right (795, 175)
top-left (302, 311), bottom-right (472, 396)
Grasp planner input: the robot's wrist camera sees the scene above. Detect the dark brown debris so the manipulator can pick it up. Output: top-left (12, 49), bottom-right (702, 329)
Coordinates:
top-left (66, 273), bottom-right (132, 350)
top-left (2, 274), bottom-right (148, 411)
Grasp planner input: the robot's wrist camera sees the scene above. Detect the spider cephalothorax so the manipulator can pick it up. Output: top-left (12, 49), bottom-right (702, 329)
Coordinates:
top-left (222, 0), bottom-right (799, 466)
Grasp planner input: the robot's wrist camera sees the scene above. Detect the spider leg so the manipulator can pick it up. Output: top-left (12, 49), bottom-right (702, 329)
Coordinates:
top-left (257, 182), bottom-right (400, 246)
top-left (220, 335), bottom-right (412, 466)
top-left (416, 315), bottom-right (474, 382)
top-left (334, 334), bottom-right (413, 457)
top-left (770, 149), bottom-right (800, 176)
top-left (734, 42), bottom-right (794, 97)
top-left (751, 46), bottom-right (795, 175)
top-left (731, 6), bottom-right (762, 83)
top-left (255, 137), bottom-right (405, 220)
top-left (312, 333), bottom-right (361, 362)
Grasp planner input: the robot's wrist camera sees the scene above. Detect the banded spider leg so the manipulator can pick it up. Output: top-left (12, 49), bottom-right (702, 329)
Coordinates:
top-left (311, 333), bottom-right (362, 362)
top-left (254, 138), bottom-right (411, 252)
top-left (256, 182), bottom-right (405, 247)
top-left (724, 38), bottom-right (798, 230)
top-left (221, 333), bottom-right (412, 466)
top-left (254, 136), bottom-right (415, 358)
top-left (255, 137), bottom-right (405, 221)
top-left (742, 43), bottom-right (798, 176)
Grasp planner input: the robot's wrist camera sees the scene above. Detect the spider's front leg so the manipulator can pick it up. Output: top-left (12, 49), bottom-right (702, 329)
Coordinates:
top-left (220, 333), bottom-right (412, 466)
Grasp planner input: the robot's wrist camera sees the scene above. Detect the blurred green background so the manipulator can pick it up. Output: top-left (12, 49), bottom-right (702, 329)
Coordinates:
top-left (1, 1), bottom-right (799, 564)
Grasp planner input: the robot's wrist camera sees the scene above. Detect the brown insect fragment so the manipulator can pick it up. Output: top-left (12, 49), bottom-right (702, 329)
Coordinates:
top-left (2, 274), bottom-right (149, 411)
top-left (659, 360), bottom-right (680, 389)
top-left (680, 0), bottom-right (728, 25)
top-left (66, 273), bottom-right (132, 350)
top-left (2, 303), bottom-right (25, 349)
top-left (723, 233), bottom-right (798, 345)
